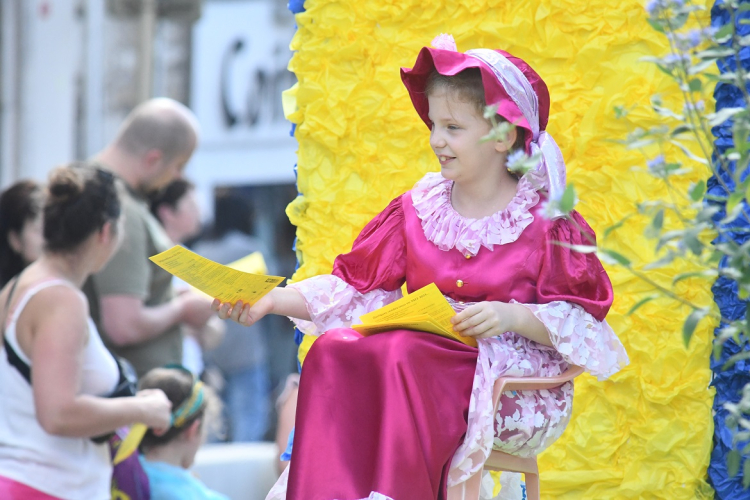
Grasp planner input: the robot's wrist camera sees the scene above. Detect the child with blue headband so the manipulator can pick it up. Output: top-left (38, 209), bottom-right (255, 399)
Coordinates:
top-left (138, 366), bottom-right (227, 500)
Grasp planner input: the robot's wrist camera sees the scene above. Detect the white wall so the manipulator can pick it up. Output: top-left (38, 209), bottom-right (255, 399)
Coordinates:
top-left (0, 0), bottom-right (84, 186)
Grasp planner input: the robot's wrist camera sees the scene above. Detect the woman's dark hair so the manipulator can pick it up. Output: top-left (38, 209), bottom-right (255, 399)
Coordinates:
top-left (0, 180), bottom-right (44, 286)
top-left (138, 367), bottom-right (207, 450)
top-left (44, 164), bottom-right (121, 252)
top-left (425, 68), bottom-right (526, 152)
top-left (149, 178), bottom-right (194, 222)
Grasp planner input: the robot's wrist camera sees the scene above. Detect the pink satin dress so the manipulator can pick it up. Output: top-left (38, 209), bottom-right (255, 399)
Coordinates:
top-left (273, 173), bottom-right (627, 500)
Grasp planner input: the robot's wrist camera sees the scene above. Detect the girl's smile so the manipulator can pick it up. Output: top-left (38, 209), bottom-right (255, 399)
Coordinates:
top-left (437, 155), bottom-right (455, 165)
top-left (427, 91), bottom-right (505, 185)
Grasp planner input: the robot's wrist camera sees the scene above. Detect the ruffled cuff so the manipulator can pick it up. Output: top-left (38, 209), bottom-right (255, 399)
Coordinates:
top-left (519, 301), bottom-right (629, 380)
top-left (286, 275), bottom-right (403, 336)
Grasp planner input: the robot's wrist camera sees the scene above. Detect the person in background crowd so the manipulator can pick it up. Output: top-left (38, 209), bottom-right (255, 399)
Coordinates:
top-left (0, 165), bottom-right (171, 500)
top-left (0, 180), bottom-right (44, 287)
top-left (138, 366), bottom-right (228, 500)
top-left (149, 179), bottom-right (225, 376)
top-left (274, 373), bottom-right (298, 474)
top-left (192, 190), bottom-right (274, 442)
top-left (149, 179), bottom-right (202, 247)
top-left (84, 98), bottom-right (214, 377)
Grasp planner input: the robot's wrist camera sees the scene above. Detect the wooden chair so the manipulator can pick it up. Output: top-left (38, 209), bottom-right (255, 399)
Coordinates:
top-left (447, 365), bottom-right (585, 500)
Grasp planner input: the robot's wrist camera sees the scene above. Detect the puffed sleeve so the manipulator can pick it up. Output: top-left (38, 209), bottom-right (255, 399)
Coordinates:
top-left (332, 195), bottom-right (407, 293)
top-left (517, 211), bottom-right (628, 379)
top-left (536, 211), bottom-right (613, 321)
top-left (287, 196), bottom-right (407, 336)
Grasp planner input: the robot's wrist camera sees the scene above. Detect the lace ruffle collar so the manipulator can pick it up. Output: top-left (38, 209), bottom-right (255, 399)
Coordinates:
top-left (411, 172), bottom-right (540, 256)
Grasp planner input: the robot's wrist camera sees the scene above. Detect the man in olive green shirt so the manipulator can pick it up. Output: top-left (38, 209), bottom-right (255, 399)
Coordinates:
top-left (85, 98), bottom-right (213, 377)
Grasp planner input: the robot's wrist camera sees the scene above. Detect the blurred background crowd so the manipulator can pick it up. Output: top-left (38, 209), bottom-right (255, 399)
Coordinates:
top-left (0, 1), bottom-right (300, 499)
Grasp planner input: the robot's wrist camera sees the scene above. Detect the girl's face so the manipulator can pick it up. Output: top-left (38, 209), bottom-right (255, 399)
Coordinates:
top-left (427, 90), bottom-right (507, 186)
top-left (9, 214), bottom-right (44, 265)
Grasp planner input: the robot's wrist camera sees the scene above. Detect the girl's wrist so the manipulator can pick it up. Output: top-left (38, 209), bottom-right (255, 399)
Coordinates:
top-left (267, 288), bottom-right (282, 314)
top-left (503, 302), bottom-right (525, 333)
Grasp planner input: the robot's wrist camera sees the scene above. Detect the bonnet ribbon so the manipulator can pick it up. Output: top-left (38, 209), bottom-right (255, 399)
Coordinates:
top-left (465, 48), bottom-right (567, 218)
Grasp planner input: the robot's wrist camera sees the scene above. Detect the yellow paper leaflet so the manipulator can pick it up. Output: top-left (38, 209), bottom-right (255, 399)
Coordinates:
top-left (149, 246), bottom-right (284, 306)
top-left (354, 283), bottom-right (477, 347)
top-left (226, 251), bottom-right (268, 275)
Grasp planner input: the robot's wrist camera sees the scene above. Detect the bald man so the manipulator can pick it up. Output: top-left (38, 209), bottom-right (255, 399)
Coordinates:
top-left (84, 98), bottom-right (213, 377)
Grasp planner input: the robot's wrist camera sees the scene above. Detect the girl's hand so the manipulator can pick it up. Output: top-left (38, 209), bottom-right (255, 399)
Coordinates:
top-left (212, 292), bottom-right (276, 327)
top-left (135, 389), bottom-right (172, 432)
top-left (451, 301), bottom-right (520, 340)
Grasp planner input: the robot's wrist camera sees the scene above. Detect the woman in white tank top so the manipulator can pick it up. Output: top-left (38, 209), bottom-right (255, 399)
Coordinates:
top-left (0, 165), bottom-right (172, 500)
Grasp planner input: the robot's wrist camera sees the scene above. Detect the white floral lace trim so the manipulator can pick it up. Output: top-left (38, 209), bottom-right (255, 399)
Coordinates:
top-left (287, 275), bottom-right (402, 336)
top-left (410, 172), bottom-right (541, 256)
top-left (524, 302), bottom-right (629, 381)
top-left (447, 300), bottom-right (628, 486)
top-left (265, 466), bottom-right (289, 500)
top-left (265, 465), bottom-right (395, 500)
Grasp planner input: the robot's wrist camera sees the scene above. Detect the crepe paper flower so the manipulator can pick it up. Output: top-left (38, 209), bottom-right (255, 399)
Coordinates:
top-left (431, 33), bottom-right (457, 51)
top-left (288, 2), bottom-right (716, 496)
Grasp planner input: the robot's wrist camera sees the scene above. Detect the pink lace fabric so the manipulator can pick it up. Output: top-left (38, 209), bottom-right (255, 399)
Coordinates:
top-left (524, 301), bottom-right (629, 381)
top-left (266, 467), bottom-right (395, 500)
top-left (446, 299), bottom-right (628, 486)
top-left (265, 468), bottom-right (288, 500)
top-left (287, 275), bottom-right (402, 336)
top-left (411, 172), bottom-right (540, 257)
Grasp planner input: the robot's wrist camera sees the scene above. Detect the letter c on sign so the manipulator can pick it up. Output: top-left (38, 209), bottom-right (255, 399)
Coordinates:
top-left (221, 38), bottom-right (245, 128)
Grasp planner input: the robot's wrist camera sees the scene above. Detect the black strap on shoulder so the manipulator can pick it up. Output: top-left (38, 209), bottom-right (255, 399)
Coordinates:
top-left (2, 276), bottom-right (32, 383)
top-left (4, 336), bottom-right (31, 383)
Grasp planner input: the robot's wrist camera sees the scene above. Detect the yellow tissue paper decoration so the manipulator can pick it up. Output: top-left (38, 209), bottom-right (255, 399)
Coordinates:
top-left (287, 0), bottom-right (716, 498)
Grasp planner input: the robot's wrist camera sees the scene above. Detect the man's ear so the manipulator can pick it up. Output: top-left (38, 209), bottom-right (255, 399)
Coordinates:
top-left (142, 148), bottom-right (164, 172)
top-left (495, 127), bottom-right (517, 154)
top-left (7, 231), bottom-right (22, 254)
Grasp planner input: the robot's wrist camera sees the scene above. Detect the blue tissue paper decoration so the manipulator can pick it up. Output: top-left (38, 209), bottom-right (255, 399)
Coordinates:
top-left (708, 1), bottom-right (750, 497)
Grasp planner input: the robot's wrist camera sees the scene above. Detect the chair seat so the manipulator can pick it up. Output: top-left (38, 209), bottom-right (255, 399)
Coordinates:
top-left (484, 450), bottom-right (538, 475)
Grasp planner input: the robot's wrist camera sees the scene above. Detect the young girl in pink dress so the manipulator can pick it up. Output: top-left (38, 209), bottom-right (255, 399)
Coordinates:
top-left (215, 35), bottom-right (629, 500)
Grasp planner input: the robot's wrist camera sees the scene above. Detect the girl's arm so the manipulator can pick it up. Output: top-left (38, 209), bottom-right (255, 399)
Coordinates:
top-left (212, 286), bottom-right (310, 327)
top-left (28, 286), bottom-right (172, 437)
top-left (451, 301), bottom-right (552, 346)
top-left (214, 195), bottom-right (408, 331)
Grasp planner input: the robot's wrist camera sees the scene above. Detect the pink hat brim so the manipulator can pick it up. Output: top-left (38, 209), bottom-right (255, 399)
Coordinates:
top-left (401, 47), bottom-right (550, 152)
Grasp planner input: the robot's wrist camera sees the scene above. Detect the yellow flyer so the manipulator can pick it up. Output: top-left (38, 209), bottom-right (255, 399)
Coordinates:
top-left (226, 251), bottom-right (268, 275)
top-left (354, 283), bottom-right (477, 347)
top-left (149, 246), bottom-right (284, 306)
